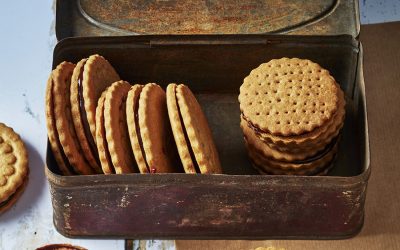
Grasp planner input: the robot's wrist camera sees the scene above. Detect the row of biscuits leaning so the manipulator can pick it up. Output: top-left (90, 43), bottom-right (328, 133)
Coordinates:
top-left (46, 54), bottom-right (222, 175)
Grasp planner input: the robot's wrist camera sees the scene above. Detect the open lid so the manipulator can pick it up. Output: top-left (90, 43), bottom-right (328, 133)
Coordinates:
top-left (56, 0), bottom-right (360, 40)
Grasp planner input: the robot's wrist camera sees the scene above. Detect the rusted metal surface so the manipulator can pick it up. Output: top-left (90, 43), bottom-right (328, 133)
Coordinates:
top-left (46, 35), bottom-right (370, 238)
top-left (56, 0), bottom-right (359, 40)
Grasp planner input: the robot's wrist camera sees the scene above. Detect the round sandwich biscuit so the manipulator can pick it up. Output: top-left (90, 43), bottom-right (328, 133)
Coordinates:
top-left (167, 84), bottom-right (222, 174)
top-left (252, 160), bottom-right (335, 176)
top-left (174, 84), bottom-right (222, 174)
top-left (239, 58), bottom-right (339, 136)
top-left (95, 91), bottom-right (114, 174)
top-left (45, 71), bottom-right (74, 175)
top-left (248, 82), bottom-right (346, 150)
top-left (166, 84), bottom-right (197, 173)
top-left (50, 62), bottom-right (94, 175)
top-left (0, 123), bottom-right (29, 214)
top-left (126, 84), bottom-right (149, 173)
top-left (70, 55), bottom-right (120, 173)
top-left (241, 118), bottom-right (320, 162)
top-left (104, 81), bottom-right (139, 174)
top-left (36, 243), bottom-right (87, 250)
top-left (245, 138), bottom-right (338, 171)
top-left (137, 83), bottom-right (182, 173)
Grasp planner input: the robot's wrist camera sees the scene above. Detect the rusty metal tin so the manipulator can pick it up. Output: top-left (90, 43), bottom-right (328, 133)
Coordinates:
top-left (46, 34), bottom-right (370, 239)
top-left (56, 0), bottom-right (360, 40)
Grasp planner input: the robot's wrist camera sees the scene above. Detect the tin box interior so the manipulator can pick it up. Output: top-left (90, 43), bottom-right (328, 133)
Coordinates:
top-left (46, 34), bottom-right (370, 239)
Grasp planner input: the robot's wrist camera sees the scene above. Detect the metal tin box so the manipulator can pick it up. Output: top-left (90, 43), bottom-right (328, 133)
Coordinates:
top-left (46, 34), bottom-right (369, 239)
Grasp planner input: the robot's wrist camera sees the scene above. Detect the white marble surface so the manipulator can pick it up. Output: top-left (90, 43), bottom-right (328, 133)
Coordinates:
top-left (0, 0), bottom-right (399, 249)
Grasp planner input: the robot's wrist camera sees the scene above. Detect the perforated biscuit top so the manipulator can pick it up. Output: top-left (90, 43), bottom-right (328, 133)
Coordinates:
top-left (239, 58), bottom-right (339, 136)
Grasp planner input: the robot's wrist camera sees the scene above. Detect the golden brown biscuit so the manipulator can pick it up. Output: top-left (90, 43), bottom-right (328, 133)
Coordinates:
top-left (241, 119), bottom-right (318, 162)
top-left (126, 84), bottom-right (149, 173)
top-left (70, 60), bottom-right (98, 173)
top-left (78, 55), bottom-right (120, 141)
top-left (166, 84), bottom-right (197, 173)
top-left (0, 176), bottom-right (28, 214)
top-left (245, 138), bottom-right (338, 171)
top-left (239, 58), bottom-right (339, 136)
top-left (51, 62), bottom-right (94, 175)
top-left (248, 83), bottom-right (346, 150)
top-left (70, 55), bottom-right (119, 173)
top-left (252, 160), bottom-right (334, 176)
top-left (36, 244), bottom-right (87, 250)
top-left (104, 81), bottom-right (138, 174)
top-left (45, 71), bottom-right (74, 175)
top-left (138, 83), bottom-right (181, 173)
top-left (0, 123), bottom-right (29, 213)
top-left (168, 84), bottom-right (222, 174)
top-left (95, 91), bottom-right (114, 174)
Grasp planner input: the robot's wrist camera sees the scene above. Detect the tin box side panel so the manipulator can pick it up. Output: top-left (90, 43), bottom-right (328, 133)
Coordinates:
top-left (56, 0), bottom-right (359, 40)
top-left (48, 174), bottom-right (366, 239)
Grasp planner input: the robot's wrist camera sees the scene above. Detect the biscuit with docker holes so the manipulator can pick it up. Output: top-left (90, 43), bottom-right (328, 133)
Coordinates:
top-left (0, 123), bottom-right (29, 214)
top-left (104, 81), bottom-right (139, 174)
top-left (239, 58), bottom-right (339, 136)
top-left (245, 137), bottom-right (338, 171)
top-left (126, 84), bottom-right (149, 173)
top-left (247, 82), bottom-right (346, 150)
top-left (51, 62), bottom-right (94, 175)
top-left (167, 84), bottom-right (222, 174)
top-left (138, 83), bottom-right (182, 173)
top-left (45, 70), bottom-right (74, 175)
top-left (70, 55), bottom-right (120, 173)
top-left (95, 91), bottom-right (114, 174)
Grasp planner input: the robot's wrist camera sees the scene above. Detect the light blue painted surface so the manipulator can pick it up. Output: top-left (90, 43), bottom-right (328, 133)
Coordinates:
top-left (0, 0), bottom-right (398, 249)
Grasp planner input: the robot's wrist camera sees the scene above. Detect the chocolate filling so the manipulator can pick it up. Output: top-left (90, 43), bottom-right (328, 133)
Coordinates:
top-left (176, 93), bottom-right (202, 174)
top-left (50, 79), bottom-right (76, 175)
top-left (77, 64), bottom-right (100, 165)
top-left (134, 92), bottom-right (151, 173)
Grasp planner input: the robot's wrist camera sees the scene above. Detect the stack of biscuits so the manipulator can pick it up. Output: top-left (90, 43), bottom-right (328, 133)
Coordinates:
top-left (238, 58), bottom-right (345, 175)
top-left (45, 54), bottom-right (222, 175)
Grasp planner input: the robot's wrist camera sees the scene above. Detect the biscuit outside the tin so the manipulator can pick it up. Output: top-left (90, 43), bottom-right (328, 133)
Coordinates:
top-left (172, 84), bottom-right (222, 174)
top-left (36, 243), bottom-right (87, 250)
top-left (0, 123), bottom-right (29, 214)
top-left (239, 58), bottom-right (339, 136)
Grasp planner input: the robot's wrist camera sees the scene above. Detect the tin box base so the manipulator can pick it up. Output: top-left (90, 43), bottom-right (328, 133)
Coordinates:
top-left (46, 35), bottom-right (370, 239)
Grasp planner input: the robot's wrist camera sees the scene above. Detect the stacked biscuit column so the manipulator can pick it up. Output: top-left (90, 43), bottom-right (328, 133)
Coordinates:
top-left (239, 58), bottom-right (345, 175)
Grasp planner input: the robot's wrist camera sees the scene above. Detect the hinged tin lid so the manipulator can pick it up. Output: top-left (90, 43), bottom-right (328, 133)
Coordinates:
top-left (56, 0), bottom-right (360, 40)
